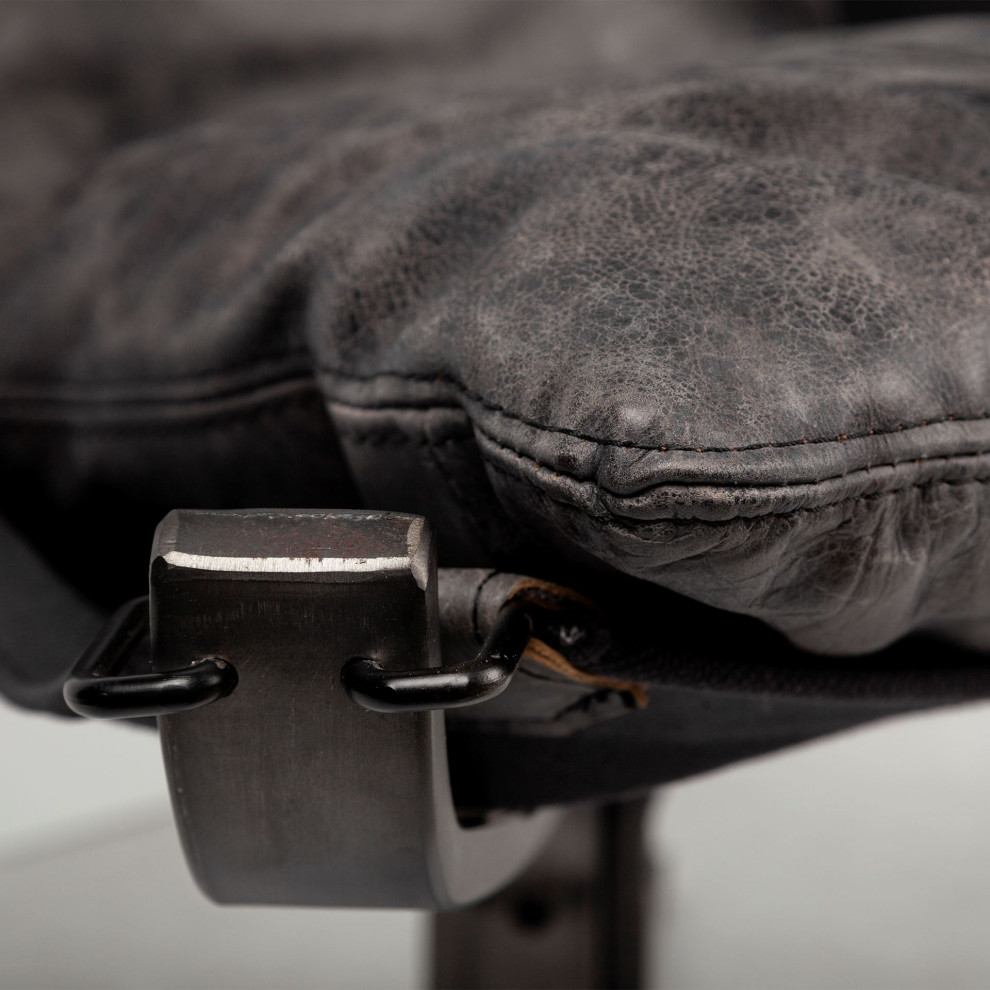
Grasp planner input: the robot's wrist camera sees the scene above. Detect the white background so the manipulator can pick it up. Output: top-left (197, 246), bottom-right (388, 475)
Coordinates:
top-left (4, 698), bottom-right (990, 989)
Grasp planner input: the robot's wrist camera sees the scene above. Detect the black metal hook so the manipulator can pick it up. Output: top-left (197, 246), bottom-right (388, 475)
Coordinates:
top-left (65, 594), bottom-right (534, 719)
top-left (342, 600), bottom-right (533, 713)
top-left (62, 596), bottom-right (238, 719)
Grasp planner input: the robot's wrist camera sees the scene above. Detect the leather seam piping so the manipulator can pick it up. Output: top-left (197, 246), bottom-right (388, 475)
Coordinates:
top-left (1, 352), bottom-right (312, 401)
top-left (0, 383), bottom-right (322, 432)
top-left (473, 424), bottom-right (990, 497)
top-left (338, 422), bottom-right (990, 503)
top-left (334, 425), bottom-right (990, 521)
top-left (484, 460), bottom-right (990, 528)
top-left (3, 366), bottom-right (989, 455)
top-left (316, 365), bottom-right (990, 453)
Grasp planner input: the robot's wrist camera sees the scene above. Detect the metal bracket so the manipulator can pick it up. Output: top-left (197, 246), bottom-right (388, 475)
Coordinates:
top-left (63, 596), bottom-right (236, 719)
top-left (68, 508), bottom-right (560, 909)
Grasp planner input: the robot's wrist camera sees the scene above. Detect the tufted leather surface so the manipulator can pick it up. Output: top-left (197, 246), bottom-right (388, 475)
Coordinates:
top-left (2, 4), bottom-right (989, 665)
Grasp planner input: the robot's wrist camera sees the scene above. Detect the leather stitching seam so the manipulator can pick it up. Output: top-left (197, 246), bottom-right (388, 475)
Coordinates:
top-left (0, 387), bottom-right (322, 433)
top-left (317, 365), bottom-right (990, 454)
top-left (336, 430), bottom-right (474, 448)
top-left (4, 365), bottom-right (989, 457)
top-left (474, 424), bottom-right (990, 497)
top-left (484, 461), bottom-right (990, 528)
top-left (4, 350), bottom-right (312, 391)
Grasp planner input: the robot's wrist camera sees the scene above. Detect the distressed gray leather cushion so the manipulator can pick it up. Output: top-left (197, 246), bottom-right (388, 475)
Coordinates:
top-left (2, 8), bottom-right (989, 659)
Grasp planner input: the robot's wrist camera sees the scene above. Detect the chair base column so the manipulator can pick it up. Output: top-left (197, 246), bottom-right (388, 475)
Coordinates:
top-left (431, 797), bottom-right (654, 989)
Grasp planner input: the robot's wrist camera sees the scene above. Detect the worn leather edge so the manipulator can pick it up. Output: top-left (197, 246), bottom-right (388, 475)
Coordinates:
top-left (326, 389), bottom-right (990, 524)
top-left (476, 429), bottom-right (990, 523)
top-left (0, 355), bottom-right (990, 524)
top-left (327, 402), bottom-right (990, 655)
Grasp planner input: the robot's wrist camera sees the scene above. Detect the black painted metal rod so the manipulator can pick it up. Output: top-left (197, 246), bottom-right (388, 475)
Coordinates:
top-left (343, 600), bottom-right (533, 713)
top-left (63, 596), bottom-right (238, 719)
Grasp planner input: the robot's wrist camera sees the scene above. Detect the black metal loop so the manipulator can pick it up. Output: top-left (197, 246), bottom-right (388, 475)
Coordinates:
top-left (342, 600), bottom-right (533, 713)
top-left (63, 596), bottom-right (238, 719)
top-left (67, 593), bottom-right (532, 718)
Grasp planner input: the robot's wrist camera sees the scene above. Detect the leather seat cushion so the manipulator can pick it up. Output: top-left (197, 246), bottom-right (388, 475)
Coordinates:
top-left (2, 10), bottom-right (989, 659)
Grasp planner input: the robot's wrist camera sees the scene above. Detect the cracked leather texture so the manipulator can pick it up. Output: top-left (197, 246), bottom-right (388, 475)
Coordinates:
top-left (2, 6), bottom-right (989, 660)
